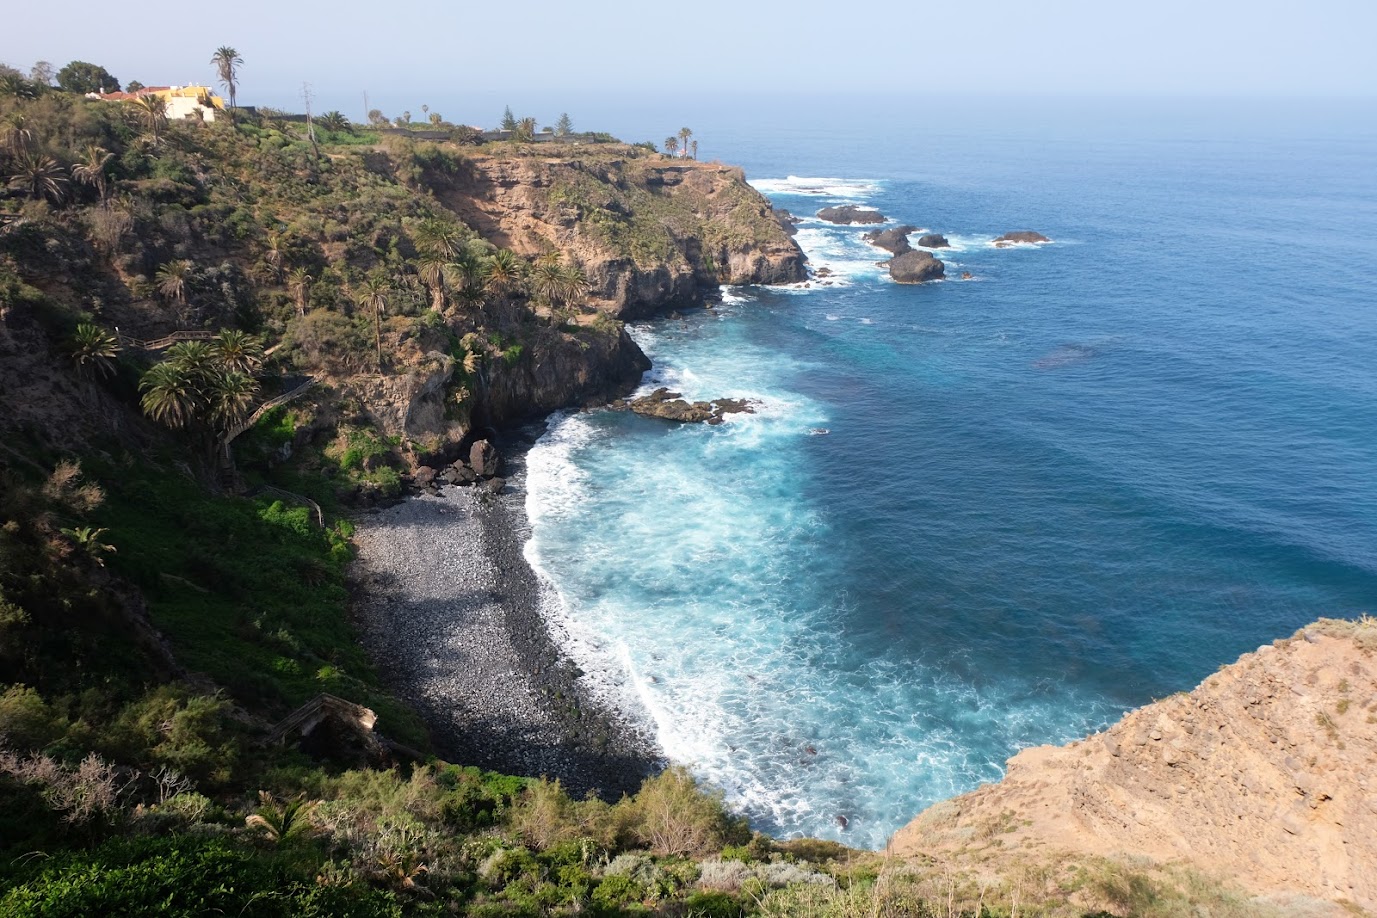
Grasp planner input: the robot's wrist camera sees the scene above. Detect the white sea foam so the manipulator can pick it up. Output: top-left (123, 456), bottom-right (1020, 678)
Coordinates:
top-left (749, 175), bottom-right (881, 200)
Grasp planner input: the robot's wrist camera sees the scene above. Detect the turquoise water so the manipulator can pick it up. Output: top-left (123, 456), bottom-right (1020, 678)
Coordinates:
top-left (522, 98), bottom-right (1377, 849)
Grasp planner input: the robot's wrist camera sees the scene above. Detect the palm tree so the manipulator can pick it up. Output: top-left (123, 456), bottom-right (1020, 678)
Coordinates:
top-left (318, 110), bottom-right (349, 134)
top-left (1, 113), bottom-right (34, 155)
top-left (132, 94), bottom-right (167, 145)
top-left (287, 267), bottom-right (312, 316)
top-left (71, 145), bottom-right (113, 202)
top-left (663, 136), bottom-right (679, 157)
top-left (155, 260), bottom-right (193, 304)
top-left (531, 257), bottom-right (566, 307)
top-left (484, 249), bottom-right (525, 298)
top-left (557, 261), bottom-right (590, 307)
top-left (444, 253), bottom-right (487, 310)
top-left (165, 340), bottom-right (218, 379)
top-left (262, 230), bottom-right (285, 280)
top-left (245, 792), bottom-right (317, 845)
top-left (139, 361), bottom-right (199, 429)
top-left (354, 277), bottom-right (390, 370)
top-left (212, 329), bottom-right (263, 376)
top-left (207, 369), bottom-right (259, 427)
top-left (69, 323), bottom-right (120, 379)
top-left (514, 117), bottom-right (537, 143)
top-left (6, 152), bottom-right (69, 205)
top-left (210, 46), bottom-right (243, 110)
top-left (416, 252), bottom-right (448, 312)
top-left (678, 127), bottom-right (693, 158)
top-left (690, 140), bottom-right (698, 161)
top-left (412, 218), bottom-right (465, 260)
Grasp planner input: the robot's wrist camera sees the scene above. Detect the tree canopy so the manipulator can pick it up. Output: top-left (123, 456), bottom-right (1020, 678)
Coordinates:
top-left (56, 61), bottom-right (120, 94)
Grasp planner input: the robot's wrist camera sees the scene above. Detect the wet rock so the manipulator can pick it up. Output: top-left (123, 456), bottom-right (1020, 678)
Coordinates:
top-left (619, 387), bottom-right (758, 424)
top-left (889, 250), bottom-right (946, 284)
top-left (817, 205), bottom-right (886, 225)
top-left (993, 230), bottom-right (1051, 245)
top-left (864, 225), bottom-right (916, 255)
top-left (917, 233), bottom-right (951, 248)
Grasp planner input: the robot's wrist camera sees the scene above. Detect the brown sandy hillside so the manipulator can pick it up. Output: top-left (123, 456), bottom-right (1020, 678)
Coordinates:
top-left (891, 617), bottom-right (1377, 915)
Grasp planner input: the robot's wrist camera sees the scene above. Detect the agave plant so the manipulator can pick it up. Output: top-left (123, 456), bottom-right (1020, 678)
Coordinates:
top-left (69, 323), bottom-right (121, 379)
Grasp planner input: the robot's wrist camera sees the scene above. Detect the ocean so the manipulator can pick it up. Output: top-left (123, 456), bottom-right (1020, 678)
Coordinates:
top-left (518, 96), bottom-right (1377, 849)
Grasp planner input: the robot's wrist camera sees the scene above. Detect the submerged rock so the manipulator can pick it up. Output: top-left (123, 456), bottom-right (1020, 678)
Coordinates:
top-left (817, 205), bottom-right (886, 225)
top-left (888, 250), bottom-right (946, 284)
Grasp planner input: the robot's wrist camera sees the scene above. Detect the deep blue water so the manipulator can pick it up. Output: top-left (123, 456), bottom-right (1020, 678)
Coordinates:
top-left (521, 97), bottom-right (1377, 849)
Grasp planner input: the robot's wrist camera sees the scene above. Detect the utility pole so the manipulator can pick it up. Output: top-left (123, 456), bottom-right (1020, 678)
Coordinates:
top-left (302, 82), bottom-right (320, 160)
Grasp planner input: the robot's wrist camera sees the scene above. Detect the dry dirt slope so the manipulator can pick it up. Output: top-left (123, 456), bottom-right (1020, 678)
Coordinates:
top-left (892, 618), bottom-right (1377, 914)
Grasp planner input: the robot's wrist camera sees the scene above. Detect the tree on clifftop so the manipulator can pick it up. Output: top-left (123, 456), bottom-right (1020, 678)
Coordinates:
top-left (663, 136), bottom-right (679, 157)
top-left (555, 112), bottom-right (573, 137)
top-left (210, 46), bottom-right (243, 109)
top-left (500, 106), bottom-right (517, 132)
top-left (56, 61), bottom-right (120, 94)
top-left (678, 126), bottom-right (693, 158)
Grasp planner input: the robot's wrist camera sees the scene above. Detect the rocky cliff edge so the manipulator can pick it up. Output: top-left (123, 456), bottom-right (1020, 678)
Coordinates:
top-left (891, 617), bottom-right (1377, 914)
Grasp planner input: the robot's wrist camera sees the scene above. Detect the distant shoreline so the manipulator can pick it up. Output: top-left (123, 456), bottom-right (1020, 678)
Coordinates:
top-left (350, 434), bottom-right (660, 798)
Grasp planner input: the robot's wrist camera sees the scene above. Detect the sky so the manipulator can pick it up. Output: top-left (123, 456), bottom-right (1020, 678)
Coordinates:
top-left (2, 0), bottom-right (1374, 121)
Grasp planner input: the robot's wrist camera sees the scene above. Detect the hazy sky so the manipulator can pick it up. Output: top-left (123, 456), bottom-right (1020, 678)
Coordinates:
top-left (3, 0), bottom-right (1374, 116)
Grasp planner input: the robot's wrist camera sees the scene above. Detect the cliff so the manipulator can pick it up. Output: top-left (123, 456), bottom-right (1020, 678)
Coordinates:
top-left (891, 617), bottom-right (1377, 915)
top-left (0, 111), bottom-right (802, 482)
top-left (426, 150), bottom-right (806, 319)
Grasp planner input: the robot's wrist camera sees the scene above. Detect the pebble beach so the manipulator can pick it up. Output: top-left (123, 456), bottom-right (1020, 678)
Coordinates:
top-left (350, 463), bottom-right (659, 799)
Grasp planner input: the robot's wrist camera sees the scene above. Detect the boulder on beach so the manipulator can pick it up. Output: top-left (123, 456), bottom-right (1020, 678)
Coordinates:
top-left (863, 225), bottom-right (915, 255)
top-left (413, 466), bottom-right (438, 487)
top-left (993, 230), bottom-right (1051, 246)
top-left (889, 250), bottom-right (946, 284)
top-left (817, 205), bottom-right (886, 225)
top-left (917, 233), bottom-right (951, 248)
top-left (469, 440), bottom-right (500, 478)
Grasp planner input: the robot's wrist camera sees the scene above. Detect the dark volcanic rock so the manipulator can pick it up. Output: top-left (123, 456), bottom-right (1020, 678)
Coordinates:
top-left (864, 225), bottom-right (916, 255)
top-left (817, 205), bottom-right (886, 225)
top-left (889, 250), bottom-right (946, 284)
top-left (774, 208), bottom-right (801, 237)
top-left (916, 233), bottom-right (951, 248)
top-left (469, 440), bottom-right (500, 478)
top-left (993, 231), bottom-right (1051, 245)
top-left (619, 387), bottom-right (758, 424)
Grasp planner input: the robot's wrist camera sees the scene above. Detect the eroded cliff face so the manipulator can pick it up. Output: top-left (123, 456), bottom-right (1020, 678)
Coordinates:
top-left (891, 618), bottom-right (1377, 915)
top-left (428, 151), bottom-right (806, 319)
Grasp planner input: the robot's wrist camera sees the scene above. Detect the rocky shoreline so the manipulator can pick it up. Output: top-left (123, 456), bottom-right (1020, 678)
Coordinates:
top-left (350, 432), bottom-right (661, 799)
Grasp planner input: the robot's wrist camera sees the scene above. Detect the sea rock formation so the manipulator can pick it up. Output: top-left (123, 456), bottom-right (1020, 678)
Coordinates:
top-left (863, 225), bottom-right (916, 255)
top-left (888, 250), bottom-right (946, 283)
top-left (993, 230), bottom-right (1051, 246)
top-left (890, 618), bottom-right (1377, 913)
top-left (817, 205), bottom-right (886, 225)
top-left (916, 233), bottom-right (951, 248)
top-left (611, 387), bottom-right (756, 425)
top-left (774, 209), bottom-right (801, 237)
